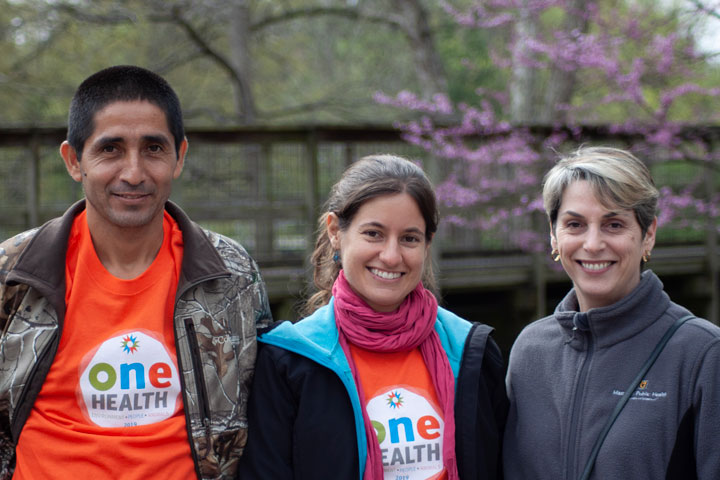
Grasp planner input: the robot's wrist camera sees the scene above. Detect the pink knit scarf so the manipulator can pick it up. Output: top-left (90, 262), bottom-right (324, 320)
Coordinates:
top-left (332, 270), bottom-right (459, 480)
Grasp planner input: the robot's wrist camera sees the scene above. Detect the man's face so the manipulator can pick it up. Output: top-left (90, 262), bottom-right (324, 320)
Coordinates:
top-left (61, 100), bottom-right (186, 235)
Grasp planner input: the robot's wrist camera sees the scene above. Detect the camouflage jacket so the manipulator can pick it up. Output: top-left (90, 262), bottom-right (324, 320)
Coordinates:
top-left (0, 200), bottom-right (272, 479)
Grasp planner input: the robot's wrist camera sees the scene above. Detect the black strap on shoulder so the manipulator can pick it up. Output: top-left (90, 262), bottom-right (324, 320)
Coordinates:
top-left (579, 314), bottom-right (695, 480)
top-left (455, 322), bottom-right (494, 479)
top-left (466, 323), bottom-right (493, 362)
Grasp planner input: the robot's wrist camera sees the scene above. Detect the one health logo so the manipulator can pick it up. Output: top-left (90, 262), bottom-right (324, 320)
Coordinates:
top-left (368, 387), bottom-right (444, 478)
top-left (78, 330), bottom-right (182, 428)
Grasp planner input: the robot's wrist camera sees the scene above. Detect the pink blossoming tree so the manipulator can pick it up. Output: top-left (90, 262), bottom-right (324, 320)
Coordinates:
top-left (377, 0), bottom-right (720, 254)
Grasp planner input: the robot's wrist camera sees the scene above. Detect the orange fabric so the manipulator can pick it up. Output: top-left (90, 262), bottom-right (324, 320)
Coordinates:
top-left (14, 210), bottom-right (195, 480)
top-left (350, 345), bottom-right (447, 480)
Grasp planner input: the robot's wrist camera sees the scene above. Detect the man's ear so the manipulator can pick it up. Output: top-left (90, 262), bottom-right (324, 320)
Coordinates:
top-left (60, 141), bottom-right (83, 182)
top-left (173, 137), bottom-right (188, 179)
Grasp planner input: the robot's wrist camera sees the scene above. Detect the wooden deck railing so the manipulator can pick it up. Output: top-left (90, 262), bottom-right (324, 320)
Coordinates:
top-left (0, 125), bottom-right (717, 324)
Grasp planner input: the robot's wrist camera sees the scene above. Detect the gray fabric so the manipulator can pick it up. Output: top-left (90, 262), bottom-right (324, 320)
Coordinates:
top-left (503, 270), bottom-right (720, 480)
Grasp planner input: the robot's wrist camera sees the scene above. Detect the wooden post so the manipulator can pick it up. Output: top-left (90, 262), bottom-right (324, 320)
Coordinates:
top-left (423, 155), bottom-right (443, 293)
top-left (27, 134), bottom-right (40, 228)
top-left (344, 143), bottom-right (355, 169)
top-left (256, 142), bottom-right (273, 261)
top-left (532, 211), bottom-right (547, 319)
top-left (304, 130), bottom-right (320, 281)
top-left (705, 155), bottom-right (719, 324)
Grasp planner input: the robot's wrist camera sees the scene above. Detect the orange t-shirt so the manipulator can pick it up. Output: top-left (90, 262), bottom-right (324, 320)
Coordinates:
top-left (14, 210), bottom-right (196, 480)
top-left (350, 345), bottom-right (447, 480)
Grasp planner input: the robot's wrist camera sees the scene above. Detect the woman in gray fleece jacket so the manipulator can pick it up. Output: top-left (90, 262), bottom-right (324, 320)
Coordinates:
top-left (503, 146), bottom-right (720, 480)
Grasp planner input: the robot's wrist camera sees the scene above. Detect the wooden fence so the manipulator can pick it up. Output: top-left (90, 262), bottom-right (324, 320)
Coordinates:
top-left (0, 125), bottom-right (717, 335)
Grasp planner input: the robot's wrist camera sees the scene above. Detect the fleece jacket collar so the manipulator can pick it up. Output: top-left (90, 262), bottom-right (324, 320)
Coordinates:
top-left (554, 270), bottom-right (672, 350)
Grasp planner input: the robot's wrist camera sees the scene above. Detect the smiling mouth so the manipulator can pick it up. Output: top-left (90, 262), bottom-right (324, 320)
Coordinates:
top-left (369, 268), bottom-right (402, 280)
top-left (114, 193), bottom-right (150, 199)
top-left (579, 261), bottom-right (612, 271)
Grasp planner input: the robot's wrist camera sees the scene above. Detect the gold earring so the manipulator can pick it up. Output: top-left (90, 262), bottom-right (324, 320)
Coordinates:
top-left (642, 251), bottom-right (651, 263)
top-left (551, 249), bottom-right (561, 262)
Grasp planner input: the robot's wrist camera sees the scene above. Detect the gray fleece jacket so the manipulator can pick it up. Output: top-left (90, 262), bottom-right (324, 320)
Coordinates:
top-left (503, 270), bottom-right (720, 480)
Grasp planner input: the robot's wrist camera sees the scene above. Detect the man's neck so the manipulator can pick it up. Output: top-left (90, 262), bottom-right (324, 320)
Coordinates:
top-left (86, 215), bottom-right (165, 280)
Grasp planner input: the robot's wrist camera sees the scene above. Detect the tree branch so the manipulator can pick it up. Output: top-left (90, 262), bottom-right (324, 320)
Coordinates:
top-left (260, 99), bottom-right (336, 120)
top-left (687, 0), bottom-right (720, 20)
top-left (11, 18), bottom-right (73, 73)
top-left (54, 3), bottom-right (139, 24)
top-left (251, 6), bottom-right (404, 33)
top-left (149, 9), bottom-right (243, 96)
top-left (150, 10), bottom-right (235, 77)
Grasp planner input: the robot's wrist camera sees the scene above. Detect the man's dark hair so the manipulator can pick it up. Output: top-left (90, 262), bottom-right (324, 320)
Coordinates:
top-left (67, 65), bottom-right (185, 159)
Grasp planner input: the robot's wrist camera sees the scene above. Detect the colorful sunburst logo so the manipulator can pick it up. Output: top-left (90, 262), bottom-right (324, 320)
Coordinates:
top-left (121, 335), bottom-right (140, 354)
top-left (386, 391), bottom-right (403, 409)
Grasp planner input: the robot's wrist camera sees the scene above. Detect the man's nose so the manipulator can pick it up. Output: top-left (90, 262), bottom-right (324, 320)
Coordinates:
top-left (118, 151), bottom-right (146, 185)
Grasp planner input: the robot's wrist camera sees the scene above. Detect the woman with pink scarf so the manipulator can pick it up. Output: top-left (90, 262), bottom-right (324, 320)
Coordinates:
top-left (238, 154), bottom-right (507, 479)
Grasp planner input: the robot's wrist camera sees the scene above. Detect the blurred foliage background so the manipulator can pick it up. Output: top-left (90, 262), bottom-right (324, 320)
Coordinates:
top-left (1, 1), bottom-right (718, 128)
top-left (1, 0), bottom-right (719, 329)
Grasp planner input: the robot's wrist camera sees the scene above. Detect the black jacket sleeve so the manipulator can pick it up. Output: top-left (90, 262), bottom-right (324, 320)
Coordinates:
top-left (237, 343), bottom-right (359, 479)
top-left (455, 323), bottom-right (509, 480)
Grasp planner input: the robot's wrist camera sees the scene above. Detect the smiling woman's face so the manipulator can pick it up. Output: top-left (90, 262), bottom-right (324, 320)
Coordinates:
top-left (327, 192), bottom-right (429, 312)
top-left (551, 180), bottom-right (656, 311)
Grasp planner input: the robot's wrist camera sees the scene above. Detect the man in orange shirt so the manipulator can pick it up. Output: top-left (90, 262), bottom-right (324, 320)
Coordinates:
top-left (0, 65), bottom-right (272, 479)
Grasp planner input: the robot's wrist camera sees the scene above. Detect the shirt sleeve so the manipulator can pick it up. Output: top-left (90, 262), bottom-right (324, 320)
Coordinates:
top-left (691, 337), bottom-right (720, 479)
top-left (237, 343), bottom-right (359, 480)
top-left (237, 344), bottom-right (296, 479)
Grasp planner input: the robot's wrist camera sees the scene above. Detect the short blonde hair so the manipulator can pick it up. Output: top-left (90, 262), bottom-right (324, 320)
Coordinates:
top-left (542, 146), bottom-right (658, 235)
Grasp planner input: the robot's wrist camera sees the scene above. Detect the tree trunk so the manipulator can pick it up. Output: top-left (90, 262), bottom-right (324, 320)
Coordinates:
top-left (509, 0), bottom-right (539, 124)
top-left (538, 0), bottom-right (590, 123)
top-left (228, 0), bottom-right (256, 124)
top-left (391, 0), bottom-right (448, 99)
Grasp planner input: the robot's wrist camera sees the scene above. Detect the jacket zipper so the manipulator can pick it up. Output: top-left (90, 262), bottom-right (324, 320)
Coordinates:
top-left (182, 316), bottom-right (212, 480)
top-left (183, 318), bottom-right (212, 427)
top-left (174, 272), bottom-right (230, 479)
top-left (565, 329), bottom-right (594, 480)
